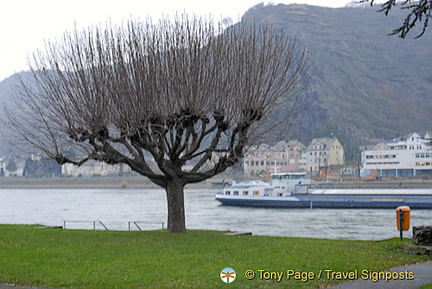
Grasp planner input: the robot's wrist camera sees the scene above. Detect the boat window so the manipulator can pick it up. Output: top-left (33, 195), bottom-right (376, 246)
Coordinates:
top-left (233, 191), bottom-right (239, 195)
top-left (292, 175), bottom-right (305, 180)
top-left (253, 191), bottom-right (259, 195)
top-left (243, 191), bottom-right (248, 196)
top-left (272, 174), bottom-right (306, 180)
top-left (277, 193), bottom-right (283, 197)
top-left (225, 191), bottom-right (230, 195)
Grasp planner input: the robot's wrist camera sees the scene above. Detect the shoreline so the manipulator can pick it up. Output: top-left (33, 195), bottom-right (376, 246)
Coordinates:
top-left (0, 176), bottom-right (432, 190)
top-left (0, 176), bottom-right (217, 190)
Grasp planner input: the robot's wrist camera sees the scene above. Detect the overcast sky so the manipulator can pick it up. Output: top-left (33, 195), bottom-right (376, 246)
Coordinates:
top-left (0, 0), bottom-right (353, 82)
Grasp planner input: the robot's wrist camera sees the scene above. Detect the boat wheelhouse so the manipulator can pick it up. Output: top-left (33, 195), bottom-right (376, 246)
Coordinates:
top-left (271, 172), bottom-right (311, 196)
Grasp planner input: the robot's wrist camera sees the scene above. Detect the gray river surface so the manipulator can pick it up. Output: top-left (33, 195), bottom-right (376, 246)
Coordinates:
top-left (1, 188), bottom-right (431, 240)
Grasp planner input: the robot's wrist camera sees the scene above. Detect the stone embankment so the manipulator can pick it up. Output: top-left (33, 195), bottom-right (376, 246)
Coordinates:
top-left (0, 176), bottom-right (431, 190)
top-left (330, 179), bottom-right (432, 189)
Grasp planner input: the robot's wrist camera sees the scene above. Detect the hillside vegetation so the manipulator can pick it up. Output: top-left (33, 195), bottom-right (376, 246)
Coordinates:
top-left (1, 5), bottom-right (432, 159)
top-left (241, 4), bottom-right (432, 159)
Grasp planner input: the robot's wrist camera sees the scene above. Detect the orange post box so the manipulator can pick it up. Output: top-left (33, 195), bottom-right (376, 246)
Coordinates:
top-left (396, 206), bottom-right (410, 231)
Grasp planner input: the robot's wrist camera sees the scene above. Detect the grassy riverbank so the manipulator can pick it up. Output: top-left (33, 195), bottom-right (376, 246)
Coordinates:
top-left (0, 225), bottom-right (430, 288)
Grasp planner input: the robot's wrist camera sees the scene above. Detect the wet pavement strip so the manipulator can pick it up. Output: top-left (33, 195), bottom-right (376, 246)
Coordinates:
top-left (326, 261), bottom-right (432, 289)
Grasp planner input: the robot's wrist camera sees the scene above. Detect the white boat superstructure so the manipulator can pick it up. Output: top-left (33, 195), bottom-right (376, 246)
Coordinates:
top-left (219, 172), bottom-right (311, 198)
top-left (223, 180), bottom-right (273, 197)
top-left (271, 172), bottom-right (311, 196)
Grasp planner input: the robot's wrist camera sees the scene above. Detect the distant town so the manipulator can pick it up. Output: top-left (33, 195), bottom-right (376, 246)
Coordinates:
top-left (1, 132), bottom-right (431, 180)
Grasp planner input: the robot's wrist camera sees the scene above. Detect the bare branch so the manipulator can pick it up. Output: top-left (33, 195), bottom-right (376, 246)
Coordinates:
top-left (6, 16), bottom-right (310, 232)
top-left (362, 0), bottom-right (432, 38)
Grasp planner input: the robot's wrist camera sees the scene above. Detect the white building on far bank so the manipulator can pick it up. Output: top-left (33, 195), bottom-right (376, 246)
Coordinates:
top-left (361, 132), bottom-right (432, 177)
top-left (243, 140), bottom-right (306, 176)
top-left (0, 158), bottom-right (4, 176)
top-left (62, 161), bottom-right (131, 177)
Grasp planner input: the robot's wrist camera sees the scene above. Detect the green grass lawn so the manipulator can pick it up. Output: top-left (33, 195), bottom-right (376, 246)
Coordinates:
top-left (0, 225), bottom-right (430, 288)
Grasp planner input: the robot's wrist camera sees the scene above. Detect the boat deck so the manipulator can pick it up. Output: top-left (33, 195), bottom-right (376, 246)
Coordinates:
top-left (308, 188), bottom-right (432, 195)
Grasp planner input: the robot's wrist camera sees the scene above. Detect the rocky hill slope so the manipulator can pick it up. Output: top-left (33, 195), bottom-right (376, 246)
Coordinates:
top-left (1, 4), bottom-right (432, 159)
top-left (241, 4), bottom-right (432, 159)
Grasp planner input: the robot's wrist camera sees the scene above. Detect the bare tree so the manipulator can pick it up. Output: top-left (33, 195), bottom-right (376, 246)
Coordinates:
top-left (5, 16), bottom-right (309, 233)
top-left (363, 0), bottom-right (432, 38)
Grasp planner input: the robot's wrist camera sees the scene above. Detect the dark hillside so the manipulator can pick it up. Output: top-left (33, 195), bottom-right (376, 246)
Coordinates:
top-left (1, 5), bottom-right (432, 160)
top-left (0, 74), bottom-right (21, 155)
top-left (241, 4), bottom-right (432, 159)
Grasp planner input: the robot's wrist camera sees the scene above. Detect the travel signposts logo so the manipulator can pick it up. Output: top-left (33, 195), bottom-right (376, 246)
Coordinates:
top-left (220, 267), bottom-right (236, 283)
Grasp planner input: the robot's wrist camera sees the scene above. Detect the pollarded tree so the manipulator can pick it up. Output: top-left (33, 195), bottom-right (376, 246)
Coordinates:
top-left (6, 16), bottom-right (309, 232)
top-left (364, 0), bottom-right (432, 38)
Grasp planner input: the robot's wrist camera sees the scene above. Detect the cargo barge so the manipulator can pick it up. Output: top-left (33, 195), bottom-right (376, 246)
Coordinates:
top-left (214, 173), bottom-right (432, 209)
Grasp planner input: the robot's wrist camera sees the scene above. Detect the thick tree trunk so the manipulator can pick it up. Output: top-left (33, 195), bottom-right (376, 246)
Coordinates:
top-left (165, 178), bottom-right (186, 233)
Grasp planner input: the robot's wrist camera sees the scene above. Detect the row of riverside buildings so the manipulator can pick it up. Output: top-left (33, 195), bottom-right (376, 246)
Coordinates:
top-left (1, 132), bottom-right (431, 178)
top-left (244, 137), bottom-right (345, 177)
top-left (244, 132), bottom-right (432, 178)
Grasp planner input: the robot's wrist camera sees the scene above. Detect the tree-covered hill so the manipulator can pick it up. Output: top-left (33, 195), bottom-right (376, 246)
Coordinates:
top-left (1, 4), bottom-right (432, 160)
top-left (241, 4), bottom-right (432, 159)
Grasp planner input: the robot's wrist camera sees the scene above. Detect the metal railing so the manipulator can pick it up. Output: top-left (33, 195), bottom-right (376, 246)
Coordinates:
top-left (62, 220), bottom-right (165, 231)
top-left (63, 220), bottom-right (109, 230)
top-left (128, 221), bottom-right (165, 231)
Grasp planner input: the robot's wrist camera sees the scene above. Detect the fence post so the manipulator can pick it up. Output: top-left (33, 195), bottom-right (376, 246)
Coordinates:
top-left (98, 221), bottom-right (109, 231)
top-left (133, 222), bottom-right (142, 231)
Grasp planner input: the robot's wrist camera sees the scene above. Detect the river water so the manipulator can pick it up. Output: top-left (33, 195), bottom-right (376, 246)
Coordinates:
top-left (0, 188), bottom-right (431, 240)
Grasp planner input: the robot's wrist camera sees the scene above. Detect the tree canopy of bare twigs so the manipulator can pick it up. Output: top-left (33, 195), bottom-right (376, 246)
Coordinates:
top-left (363, 0), bottom-right (432, 38)
top-left (5, 16), bottom-right (310, 233)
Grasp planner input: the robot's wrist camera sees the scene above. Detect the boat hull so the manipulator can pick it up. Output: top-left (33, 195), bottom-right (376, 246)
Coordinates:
top-left (215, 190), bottom-right (432, 209)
